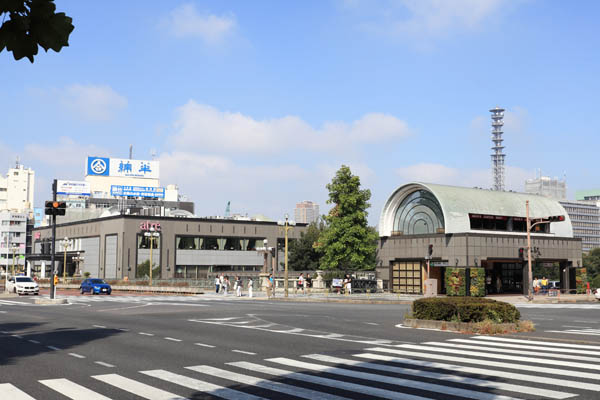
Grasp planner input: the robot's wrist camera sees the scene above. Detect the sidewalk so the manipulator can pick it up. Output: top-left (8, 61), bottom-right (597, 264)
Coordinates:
top-left (487, 293), bottom-right (598, 304)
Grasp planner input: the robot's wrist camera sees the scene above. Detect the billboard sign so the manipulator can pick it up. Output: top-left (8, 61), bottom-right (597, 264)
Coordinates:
top-left (57, 180), bottom-right (91, 196)
top-left (111, 185), bottom-right (165, 198)
top-left (86, 156), bottom-right (159, 179)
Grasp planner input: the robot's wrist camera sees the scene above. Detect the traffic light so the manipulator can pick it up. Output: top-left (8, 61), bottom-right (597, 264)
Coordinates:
top-left (518, 248), bottom-right (524, 259)
top-left (44, 201), bottom-right (67, 216)
top-left (428, 244), bottom-right (433, 257)
top-left (546, 215), bottom-right (565, 222)
top-left (53, 275), bottom-right (58, 285)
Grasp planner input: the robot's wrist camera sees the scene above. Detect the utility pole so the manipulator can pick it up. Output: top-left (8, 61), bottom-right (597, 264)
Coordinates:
top-left (50, 179), bottom-right (57, 300)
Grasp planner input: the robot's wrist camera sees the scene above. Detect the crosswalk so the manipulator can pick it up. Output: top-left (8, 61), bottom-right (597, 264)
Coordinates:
top-left (3, 335), bottom-right (600, 399)
top-left (545, 327), bottom-right (600, 336)
top-left (516, 303), bottom-right (600, 309)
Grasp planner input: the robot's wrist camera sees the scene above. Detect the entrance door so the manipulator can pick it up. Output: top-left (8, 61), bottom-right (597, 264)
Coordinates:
top-left (497, 263), bottom-right (523, 293)
top-left (392, 261), bottom-right (423, 294)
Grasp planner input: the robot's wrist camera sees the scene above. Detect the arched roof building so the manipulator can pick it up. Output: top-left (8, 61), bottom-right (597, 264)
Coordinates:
top-left (379, 183), bottom-right (573, 237)
top-left (377, 183), bottom-right (582, 296)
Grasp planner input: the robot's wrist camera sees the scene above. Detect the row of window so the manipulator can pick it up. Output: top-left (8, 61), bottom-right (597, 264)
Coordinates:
top-left (175, 236), bottom-right (266, 251)
top-left (468, 214), bottom-right (549, 233)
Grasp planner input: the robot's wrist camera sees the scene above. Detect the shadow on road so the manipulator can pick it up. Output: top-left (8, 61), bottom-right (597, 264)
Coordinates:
top-left (0, 321), bottom-right (123, 366)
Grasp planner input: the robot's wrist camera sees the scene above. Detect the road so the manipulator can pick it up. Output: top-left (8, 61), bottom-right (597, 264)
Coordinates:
top-left (1, 292), bottom-right (600, 399)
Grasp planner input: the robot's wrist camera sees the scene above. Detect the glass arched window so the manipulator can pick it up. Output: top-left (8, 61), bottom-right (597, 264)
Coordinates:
top-left (393, 190), bottom-right (445, 235)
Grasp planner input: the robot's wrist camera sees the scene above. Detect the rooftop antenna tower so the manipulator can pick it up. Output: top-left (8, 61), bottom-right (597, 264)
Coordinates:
top-left (490, 106), bottom-right (505, 191)
top-left (129, 144), bottom-right (133, 159)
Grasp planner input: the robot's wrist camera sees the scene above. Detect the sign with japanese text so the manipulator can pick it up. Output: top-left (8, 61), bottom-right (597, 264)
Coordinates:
top-left (111, 185), bottom-right (165, 198)
top-left (86, 156), bottom-right (159, 179)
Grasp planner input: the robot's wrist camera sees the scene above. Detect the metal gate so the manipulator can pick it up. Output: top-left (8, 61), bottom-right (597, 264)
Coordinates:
top-left (392, 261), bottom-right (423, 294)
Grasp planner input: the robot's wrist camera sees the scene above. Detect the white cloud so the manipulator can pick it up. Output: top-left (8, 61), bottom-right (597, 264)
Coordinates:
top-left (170, 101), bottom-right (411, 154)
top-left (345, 0), bottom-right (518, 44)
top-left (396, 162), bottom-right (533, 192)
top-left (24, 137), bottom-right (109, 170)
top-left (59, 84), bottom-right (127, 122)
top-left (161, 3), bottom-right (236, 44)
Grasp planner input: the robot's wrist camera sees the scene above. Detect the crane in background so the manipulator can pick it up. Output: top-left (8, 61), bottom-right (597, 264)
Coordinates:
top-left (224, 201), bottom-right (231, 218)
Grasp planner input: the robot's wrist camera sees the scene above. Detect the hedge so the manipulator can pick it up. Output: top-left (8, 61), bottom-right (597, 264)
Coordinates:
top-left (470, 268), bottom-right (486, 297)
top-left (412, 297), bottom-right (521, 323)
top-left (575, 268), bottom-right (587, 294)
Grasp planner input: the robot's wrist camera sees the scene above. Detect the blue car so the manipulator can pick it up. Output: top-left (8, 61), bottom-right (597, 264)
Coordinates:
top-left (80, 278), bottom-right (112, 295)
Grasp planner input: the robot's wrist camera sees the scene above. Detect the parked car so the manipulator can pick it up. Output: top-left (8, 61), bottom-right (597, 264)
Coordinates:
top-left (6, 276), bottom-right (39, 295)
top-left (594, 288), bottom-right (600, 301)
top-left (80, 278), bottom-right (112, 295)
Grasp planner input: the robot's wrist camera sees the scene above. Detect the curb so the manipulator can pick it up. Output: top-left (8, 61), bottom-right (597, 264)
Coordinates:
top-left (34, 298), bottom-right (68, 305)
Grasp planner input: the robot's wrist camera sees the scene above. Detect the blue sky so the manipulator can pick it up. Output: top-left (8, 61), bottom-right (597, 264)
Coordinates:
top-left (1, 0), bottom-right (598, 225)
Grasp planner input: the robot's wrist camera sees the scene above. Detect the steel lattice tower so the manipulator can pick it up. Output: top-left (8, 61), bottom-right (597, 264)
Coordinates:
top-left (490, 106), bottom-right (505, 191)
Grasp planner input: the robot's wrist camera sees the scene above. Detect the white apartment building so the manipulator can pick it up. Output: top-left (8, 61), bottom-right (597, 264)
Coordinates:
top-left (559, 200), bottom-right (600, 253)
top-left (0, 211), bottom-right (27, 274)
top-left (294, 201), bottom-right (320, 224)
top-left (0, 161), bottom-right (35, 212)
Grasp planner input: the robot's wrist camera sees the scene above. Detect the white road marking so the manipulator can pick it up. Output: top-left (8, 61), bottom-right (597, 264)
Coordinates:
top-left (356, 352), bottom-right (600, 393)
top-left (47, 345), bottom-right (60, 351)
top-left (11, 334), bottom-right (23, 339)
top-left (93, 373), bottom-right (186, 400)
top-left (68, 353), bottom-right (86, 359)
top-left (0, 383), bottom-right (36, 400)
top-left (27, 339), bottom-right (40, 344)
top-left (94, 361), bottom-right (115, 368)
top-left (365, 347), bottom-right (600, 381)
top-left (448, 338), bottom-right (600, 356)
top-left (194, 342), bottom-right (215, 348)
top-left (139, 332), bottom-right (154, 336)
top-left (471, 335), bottom-right (600, 350)
top-left (92, 325), bottom-right (106, 328)
top-left (40, 378), bottom-right (111, 400)
top-left (142, 369), bottom-right (264, 400)
top-left (393, 343), bottom-right (600, 371)
top-left (187, 365), bottom-right (348, 400)
top-left (364, 322), bottom-right (379, 325)
top-left (0, 310), bottom-right (7, 313)
top-left (267, 357), bottom-right (520, 400)
top-left (423, 341), bottom-right (600, 362)
top-left (117, 328), bottom-right (128, 331)
top-left (230, 361), bottom-right (431, 400)
top-left (232, 349), bottom-right (256, 355)
top-left (546, 330), bottom-right (600, 336)
top-left (305, 353), bottom-right (573, 399)
top-left (164, 337), bottom-right (182, 342)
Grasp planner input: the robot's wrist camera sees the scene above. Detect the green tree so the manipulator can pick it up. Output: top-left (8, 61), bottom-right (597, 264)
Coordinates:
top-left (288, 219), bottom-right (324, 271)
top-left (1, 0), bottom-right (74, 62)
top-left (583, 248), bottom-right (600, 288)
top-left (136, 260), bottom-right (161, 280)
top-left (317, 165), bottom-right (378, 271)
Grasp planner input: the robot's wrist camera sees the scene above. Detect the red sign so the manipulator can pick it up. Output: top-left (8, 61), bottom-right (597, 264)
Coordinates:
top-left (140, 221), bottom-right (161, 231)
top-left (34, 232), bottom-right (41, 240)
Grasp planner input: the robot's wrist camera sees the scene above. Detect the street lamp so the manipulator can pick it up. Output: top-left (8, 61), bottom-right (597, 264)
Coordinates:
top-left (73, 252), bottom-right (84, 277)
top-left (143, 227), bottom-right (160, 286)
top-left (60, 237), bottom-right (72, 283)
top-left (277, 214), bottom-right (295, 298)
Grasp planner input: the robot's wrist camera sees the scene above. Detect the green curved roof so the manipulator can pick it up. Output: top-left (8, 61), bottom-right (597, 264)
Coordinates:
top-left (379, 182), bottom-right (573, 237)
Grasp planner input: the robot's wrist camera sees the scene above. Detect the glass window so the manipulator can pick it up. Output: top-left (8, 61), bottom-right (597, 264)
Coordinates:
top-left (138, 234), bottom-right (159, 249)
top-left (393, 190), bottom-right (445, 235)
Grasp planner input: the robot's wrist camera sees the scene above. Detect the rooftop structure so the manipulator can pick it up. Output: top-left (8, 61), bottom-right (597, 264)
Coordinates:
top-left (525, 175), bottom-right (567, 200)
top-left (490, 107), bottom-right (506, 191)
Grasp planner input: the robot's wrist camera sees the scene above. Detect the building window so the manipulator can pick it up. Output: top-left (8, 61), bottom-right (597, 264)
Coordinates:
top-left (393, 190), bottom-right (445, 235)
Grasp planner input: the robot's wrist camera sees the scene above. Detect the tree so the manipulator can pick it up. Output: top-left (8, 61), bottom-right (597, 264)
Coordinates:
top-left (583, 248), bottom-right (600, 288)
top-left (317, 165), bottom-right (379, 271)
top-left (288, 219), bottom-right (324, 271)
top-left (0, 0), bottom-right (74, 63)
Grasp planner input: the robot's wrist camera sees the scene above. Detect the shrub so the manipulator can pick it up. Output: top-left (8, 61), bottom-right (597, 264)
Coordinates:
top-left (575, 268), bottom-right (587, 294)
top-left (469, 268), bottom-right (486, 297)
top-left (445, 268), bottom-right (465, 296)
top-left (412, 297), bottom-right (520, 323)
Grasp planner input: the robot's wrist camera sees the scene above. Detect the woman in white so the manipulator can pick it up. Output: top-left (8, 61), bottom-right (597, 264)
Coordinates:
top-left (248, 277), bottom-right (253, 298)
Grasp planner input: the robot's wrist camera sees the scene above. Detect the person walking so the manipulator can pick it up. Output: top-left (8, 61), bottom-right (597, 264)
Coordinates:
top-left (215, 276), bottom-right (220, 294)
top-left (248, 277), bottom-right (253, 298)
top-left (236, 276), bottom-right (242, 297)
top-left (297, 273), bottom-right (305, 294)
top-left (219, 274), bottom-right (224, 294)
top-left (223, 276), bottom-right (229, 296)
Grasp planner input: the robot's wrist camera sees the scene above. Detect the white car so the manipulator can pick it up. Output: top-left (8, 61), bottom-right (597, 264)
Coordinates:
top-left (595, 289), bottom-right (600, 301)
top-left (6, 276), bottom-right (39, 295)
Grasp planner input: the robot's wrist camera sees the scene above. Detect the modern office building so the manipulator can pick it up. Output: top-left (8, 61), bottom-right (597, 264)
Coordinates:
top-left (0, 160), bottom-right (35, 212)
top-left (525, 175), bottom-right (567, 200)
top-left (558, 200), bottom-right (600, 252)
top-left (377, 183), bottom-right (582, 295)
top-left (0, 210), bottom-right (27, 275)
top-left (30, 215), bottom-right (307, 280)
top-left (294, 201), bottom-right (320, 224)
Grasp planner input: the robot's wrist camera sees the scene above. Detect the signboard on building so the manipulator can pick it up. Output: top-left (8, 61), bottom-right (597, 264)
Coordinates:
top-left (86, 156), bottom-right (159, 179)
top-left (57, 180), bottom-right (91, 196)
top-left (111, 185), bottom-right (165, 198)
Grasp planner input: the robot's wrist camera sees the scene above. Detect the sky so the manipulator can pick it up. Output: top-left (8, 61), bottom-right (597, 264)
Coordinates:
top-left (2, 0), bottom-right (599, 225)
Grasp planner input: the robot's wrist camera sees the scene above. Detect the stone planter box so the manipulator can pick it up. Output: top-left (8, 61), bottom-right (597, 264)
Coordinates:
top-left (403, 318), bottom-right (522, 333)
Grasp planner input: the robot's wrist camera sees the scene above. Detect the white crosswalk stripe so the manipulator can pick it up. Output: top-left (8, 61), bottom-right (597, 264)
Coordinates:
top-left (516, 303), bottom-right (600, 309)
top-left (545, 328), bottom-right (600, 336)
top-left (2, 336), bottom-right (600, 399)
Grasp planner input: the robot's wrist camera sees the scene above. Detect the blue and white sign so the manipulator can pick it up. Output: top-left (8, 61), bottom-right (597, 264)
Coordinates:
top-left (57, 180), bottom-right (91, 196)
top-left (87, 157), bottom-right (109, 176)
top-left (111, 185), bottom-right (165, 198)
top-left (86, 156), bottom-right (159, 179)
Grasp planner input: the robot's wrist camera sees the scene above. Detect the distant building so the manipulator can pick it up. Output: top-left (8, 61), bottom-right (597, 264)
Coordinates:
top-left (0, 210), bottom-right (27, 275)
top-left (0, 160), bottom-right (35, 212)
top-left (294, 201), bottom-right (319, 224)
top-left (524, 175), bottom-right (566, 200)
top-left (576, 189), bottom-right (600, 201)
top-left (559, 200), bottom-right (600, 252)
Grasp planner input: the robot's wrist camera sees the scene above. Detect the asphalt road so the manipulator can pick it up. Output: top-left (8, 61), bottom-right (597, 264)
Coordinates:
top-left (1, 293), bottom-right (600, 399)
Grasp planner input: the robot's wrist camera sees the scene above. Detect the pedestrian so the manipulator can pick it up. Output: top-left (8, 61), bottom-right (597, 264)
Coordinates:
top-left (297, 273), bottom-right (305, 294)
top-left (215, 276), bottom-right (220, 294)
top-left (248, 277), bottom-right (253, 298)
top-left (306, 273), bottom-right (312, 290)
top-left (345, 274), bottom-right (352, 295)
top-left (223, 276), bottom-right (229, 296)
top-left (267, 273), bottom-right (274, 299)
top-left (533, 277), bottom-right (539, 294)
top-left (236, 276), bottom-right (242, 297)
top-left (219, 274), bottom-right (224, 293)
top-left (541, 276), bottom-right (549, 294)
